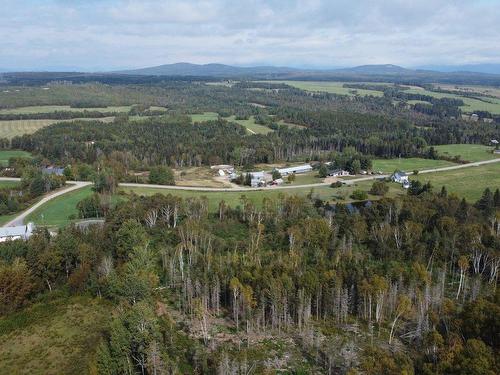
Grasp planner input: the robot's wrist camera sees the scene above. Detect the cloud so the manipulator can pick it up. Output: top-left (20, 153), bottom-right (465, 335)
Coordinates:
top-left (1, 0), bottom-right (499, 70)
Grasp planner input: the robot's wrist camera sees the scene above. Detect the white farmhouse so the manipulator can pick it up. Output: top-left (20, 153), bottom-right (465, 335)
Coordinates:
top-left (391, 171), bottom-right (409, 184)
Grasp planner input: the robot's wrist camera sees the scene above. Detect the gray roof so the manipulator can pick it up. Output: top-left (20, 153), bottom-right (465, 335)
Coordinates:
top-left (0, 223), bottom-right (34, 238)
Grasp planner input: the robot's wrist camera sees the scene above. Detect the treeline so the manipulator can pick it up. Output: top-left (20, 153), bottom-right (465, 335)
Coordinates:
top-left (1, 186), bottom-right (498, 373)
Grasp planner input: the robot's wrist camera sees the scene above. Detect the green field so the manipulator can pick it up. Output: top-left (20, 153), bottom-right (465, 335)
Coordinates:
top-left (190, 112), bottom-right (219, 122)
top-left (433, 144), bottom-right (499, 162)
top-left (414, 162), bottom-right (500, 202)
top-left (0, 105), bottom-right (132, 115)
top-left (0, 295), bottom-right (110, 375)
top-left (0, 117), bottom-right (115, 138)
top-left (226, 116), bottom-right (273, 134)
top-left (26, 186), bottom-right (95, 227)
top-left (404, 87), bottom-right (500, 114)
top-left (263, 81), bottom-right (385, 97)
top-left (190, 113), bottom-right (273, 134)
top-left (372, 157), bottom-right (456, 173)
top-left (0, 150), bottom-right (32, 166)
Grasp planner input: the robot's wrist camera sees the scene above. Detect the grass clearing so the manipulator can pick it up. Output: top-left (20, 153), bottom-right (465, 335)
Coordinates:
top-left (190, 112), bottom-right (219, 122)
top-left (0, 117), bottom-right (115, 138)
top-left (264, 81), bottom-right (385, 97)
top-left (0, 105), bottom-right (131, 115)
top-left (414, 162), bottom-right (500, 202)
top-left (190, 113), bottom-right (273, 134)
top-left (433, 144), bottom-right (499, 162)
top-left (26, 186), bottom-right (94, 227)
top-left (372, 157), bottom-right (456, 173)
top-left (0, 295), bottom-right (110, 375)
top-left (0, 150), bottom-right (32, 166)
top-left (225, 116), bottom-right (273, 134)
top-left (277, 120), bottom-right (306, 129)
top-left (404, 87), bottom-right (500, 114)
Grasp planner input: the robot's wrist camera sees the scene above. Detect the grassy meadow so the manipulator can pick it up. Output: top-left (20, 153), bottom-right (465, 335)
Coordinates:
top-left (372, 157), bottom-right (456, 173)
top-left (404, 87), bottom-right (500, 114)
top-left (0, 117), bottom-right (115, 138)
top-left (26, 186), bottom-right (95, 227)
top-left (0, 150), bottom-right (32, 166)
top-left (190, 113), bottom-right (273, 134)
top-left (0, 295), bottom-right (110, 375)
top-left (264, 81), bottom-right (385, 97)
top-left (0, 105), bottom-right (132, 115)
top-left (414, 162), bottom-right (500, 202)
top-left (433, 144), bottom-right (499, 162)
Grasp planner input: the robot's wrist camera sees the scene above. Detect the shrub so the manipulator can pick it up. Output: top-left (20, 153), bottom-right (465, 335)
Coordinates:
top-left (351, 189), bottom-right (368, 200)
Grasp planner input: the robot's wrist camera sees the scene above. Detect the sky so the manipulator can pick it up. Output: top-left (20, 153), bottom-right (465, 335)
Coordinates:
top-left (1, 0), bottom-right (500, 71)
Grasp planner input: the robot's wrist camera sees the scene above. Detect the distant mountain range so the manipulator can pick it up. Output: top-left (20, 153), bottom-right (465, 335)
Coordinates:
top-left (115, 62), bottom-right (500, 77)
top-left (114, 63), bottom-right (302, 77)
top-left (3, 63), bottom-right (500, 86)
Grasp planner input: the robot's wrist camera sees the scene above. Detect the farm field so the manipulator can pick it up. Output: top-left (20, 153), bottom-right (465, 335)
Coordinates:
top-left (0, 105), bottom-right (132, 114)
top-left (414, 162), bottom-right (500, 202)
top-left (0, 117), bottom-right (115, 138)
top-left (433, 144), bottom-right (499, 162)
top-left (404, 87), bottom-right (500, 114)
top-left (434, 84), bottom-right (500, 99)
top-left (190, 113), bottom-right (273, 134)
top-left (287, 172), bottom-right (324, 185)
top-left (190, 112), bottom-right (219, 122)
top-left (0, 295), bottom-right (110, 375)
top-left (266, 81), bottom-right (385, 97)
top-left (225, 115), bottom-right (273, 134)
top-left (0, 150), bottom-right (32, 166)
top-left (372, 157), bottom-right (456, 173)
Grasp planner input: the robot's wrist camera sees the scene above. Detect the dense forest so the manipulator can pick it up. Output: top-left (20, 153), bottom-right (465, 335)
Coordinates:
top-left (1, 185), bottom-right (498, 373)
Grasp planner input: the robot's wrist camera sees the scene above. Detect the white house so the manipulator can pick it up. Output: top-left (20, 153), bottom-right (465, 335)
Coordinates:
top-left (328, 169), bottom-right (350, 177)
top-left (391, 171), bottom-right (409, 184)
top-left (0, 222), bottom-right (35, 242)
top-left (276, 164), bottom-right (313, 176)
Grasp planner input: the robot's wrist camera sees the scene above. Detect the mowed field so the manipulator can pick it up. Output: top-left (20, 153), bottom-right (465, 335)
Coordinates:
top-left (372, 157), bottom-right (456, 173)
top-left (433, 144), bottom-right (499, 162)
top-left (0, 117), bottom-right (115, 138)
top-left (0, 150), bottom-right (32, 166)
top-left (0, 105), bottom-right (132, 114)
top-left (414, 162), bottom-right (500, 202)
top-left (265, 81), bottom-right (385, 97)
top-left (404, 87), bottom-right (500, 114)
top-left (26, 186), bottom-right (95, 227)
top-left (0, 295), bottom-right (110, 375)
top-left (190, 113), bottom-right (273, 134)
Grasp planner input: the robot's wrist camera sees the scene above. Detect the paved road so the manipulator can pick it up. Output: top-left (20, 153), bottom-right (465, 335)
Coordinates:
top-left (2, 181), bottom-right (92, 227)
top-left (1, 157), bottom-right (498, 227)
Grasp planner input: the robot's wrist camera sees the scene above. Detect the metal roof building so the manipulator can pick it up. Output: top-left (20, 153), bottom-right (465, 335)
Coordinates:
top-left (276, 164), bottom-right (313, 176)
top-left (0, 222), bottom-right (35, 242)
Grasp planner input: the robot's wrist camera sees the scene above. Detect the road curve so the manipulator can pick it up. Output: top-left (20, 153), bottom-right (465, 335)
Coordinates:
top-left (1, 157), bottom-right (498, 227)
top-left (2, 181), bottom-right (92, 227)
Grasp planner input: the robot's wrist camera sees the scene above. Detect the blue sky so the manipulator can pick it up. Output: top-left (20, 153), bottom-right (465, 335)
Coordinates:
top-left (1, 0), bottom-right (500, 71)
